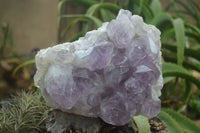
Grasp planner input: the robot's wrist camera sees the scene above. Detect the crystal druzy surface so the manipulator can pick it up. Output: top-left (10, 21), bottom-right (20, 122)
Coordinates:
top-left (34, 9), bottom-right (163, 126)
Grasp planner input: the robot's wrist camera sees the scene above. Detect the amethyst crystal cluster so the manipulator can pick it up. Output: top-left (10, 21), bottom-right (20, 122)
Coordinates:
top-left (34, 9), bottom-right (163, 126)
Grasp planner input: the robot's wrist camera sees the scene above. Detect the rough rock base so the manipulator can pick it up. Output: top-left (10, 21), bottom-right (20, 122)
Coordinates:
top-left (46, 109), bottom-right (167, 133)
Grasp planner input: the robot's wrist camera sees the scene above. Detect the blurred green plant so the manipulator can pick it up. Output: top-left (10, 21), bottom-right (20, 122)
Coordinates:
top-left (188, 90), bottom-right (200, 118)
top-left (12, 59), bottom-right (35, 76)
top-left (57, 0), bottom-right (200, 129)
top-left (0, 23), bottom-right (14, 57)
top-left (157, 108), bottom-right (200, 133)
top-left (0, 91), bottom-right (49, 133)
top-left (132, 108), bottom-right (200, 132)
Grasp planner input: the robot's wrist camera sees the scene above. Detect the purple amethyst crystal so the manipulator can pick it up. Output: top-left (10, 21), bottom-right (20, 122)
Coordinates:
top-left (34, 9), bottom-right (163, 126)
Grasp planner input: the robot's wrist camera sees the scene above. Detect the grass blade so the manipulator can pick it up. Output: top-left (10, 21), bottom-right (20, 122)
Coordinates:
top-left (162, 51), bottom-right (200, 73)
top-left (185, 30), bottom-right (200, 42)
top-left (138, 0), bottom-right (145, 15)
top-left (162, 43), bottom-right (200, 62)
top-left (69, 31), bottom-right (85, 42)
top-left (133, 115), bottom-right (150, 133)
top-left (150, 13), bottom-right (172, 26)
top-left (169, 0), bottom-right (184, 18)
top-left (162, 62), bottom-right (200, 88)
top-left (178, 80), bottom-right (192, 112)
top-left (163, 54), bottom-right (200, 73)
top-left (12, 59), bottom-right (35, 76)
top-left (161, 28), bottom-right (175, 41)
top-left (58, 0), bottom-right (97, 15)
top-left (150, 0), bottom-right (162, 16)
top-left (100, 9), bottom-right (116, 22)
top-left (185, 23), bottom-right (200, 35)
top-left (174, 0), bottom-right (196, 17)
top-left (61, 18), bottom-right (88, 38)
top-left (163, 77), bottom-right (175, 84)
top-left (158, 111), bottom-right (183, 133)
top-left (61, 14), bottom-right (102, 27)
top-left (162, 108), bottom-right (200, 133)
top-left (58, 0), bottom-right (97, 28)
top-left (141, 5), bottom-right (154, 23)
top-left (173, 18), bottom-right (185, 66)
top-left (86, 3), bottom-right (120, 16)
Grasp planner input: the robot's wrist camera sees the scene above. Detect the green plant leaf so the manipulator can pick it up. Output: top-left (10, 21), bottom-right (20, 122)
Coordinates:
top-left (100, 9), bottom-right (116, 22)
top-left (150, 0), bottom-right (162, 16)
top-left (12, 59), bottom-right (35, 76)
top-left (86, 3), bottom-right (120, 16)
top-left (161, 28), bottom-right (175, 41)
top-left (173, 18), bottom-right (185, 66)
top-left (57, 0), bottom-right (97, 28)
top-left (162, 108), bottom-right (200, 133)
top-left (185, 23), bottom-right (200, 35)
top-left (158, 110), bottom-right (183, 133)
top-left (58, 0), bottom-right (97, 15)
top-left (162, 43), bottom-right (200, 62)
top-left (162, 53), bottom-right (200, 73)
top-left (188, 94), bottom-right (200, 118)
top-left (61, 18), bottom-right (88, 38)
top-left (61, 14), bottom-right (102, 27)
top-left (150, 13), bottom-right (172, 26)
top-left (141, 5), bottom-right (154, 23)
top-left (133, 115), bottom-right (150, 133)
top-left (178, 80), bottom-right (192, 112)
top-left (174, 0), bottom-right (196, 17)
top-left (69, 31), bottom-right (85, 42)
top-left (163, 77), bottom-right (176, 84)
top-left (162, 62), bottom-right (200, 88)
top-left (185, 30), bottom-right (200, 42)
top-left (169, 0), bottom-right (184, 19)
top-left (138, 0), bottom-right (145, 15)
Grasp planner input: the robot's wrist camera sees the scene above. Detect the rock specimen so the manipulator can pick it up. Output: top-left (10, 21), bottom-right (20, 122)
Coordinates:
top-left (34, 9), bottom-right (163, 126)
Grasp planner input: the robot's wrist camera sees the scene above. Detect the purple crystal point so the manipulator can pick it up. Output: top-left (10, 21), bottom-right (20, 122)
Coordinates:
top-left (34, 9), bottom-right (163, 126)
top-left (44, 64), bottom-right (79, 110)
top-left (100, 94), bottom-right (131, 125)
top-left (107, 12), bottom-right (135, 48)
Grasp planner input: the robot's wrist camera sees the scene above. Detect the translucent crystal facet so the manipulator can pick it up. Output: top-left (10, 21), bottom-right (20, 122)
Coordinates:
top-left (34, 9), bottom-right (163, 126)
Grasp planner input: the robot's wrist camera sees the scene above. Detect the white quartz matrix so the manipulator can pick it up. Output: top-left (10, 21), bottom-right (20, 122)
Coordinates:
top-left (34, 9), bottom-right (163, 126)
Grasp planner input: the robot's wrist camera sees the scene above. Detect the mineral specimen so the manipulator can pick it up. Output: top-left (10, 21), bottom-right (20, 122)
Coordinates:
top-left (34, 9), bottom-right (163, 126)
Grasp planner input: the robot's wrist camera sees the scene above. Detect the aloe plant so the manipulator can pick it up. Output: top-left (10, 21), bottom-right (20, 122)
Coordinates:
top-left (133, 115), bottom-right (151, 133)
